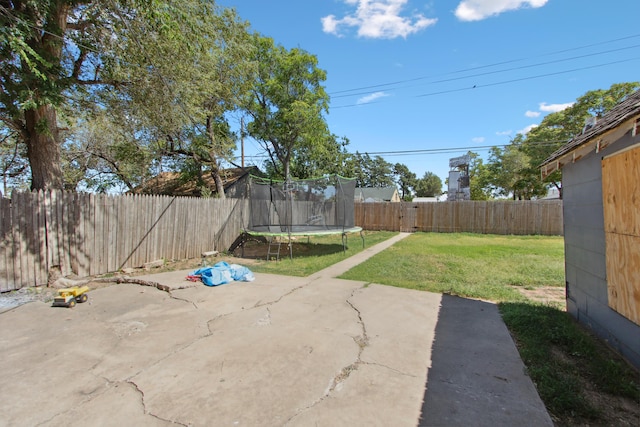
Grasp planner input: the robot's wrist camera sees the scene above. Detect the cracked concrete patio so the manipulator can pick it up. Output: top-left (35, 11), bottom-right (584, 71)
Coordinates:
top-left (0, 233), bottom-right (552, 426)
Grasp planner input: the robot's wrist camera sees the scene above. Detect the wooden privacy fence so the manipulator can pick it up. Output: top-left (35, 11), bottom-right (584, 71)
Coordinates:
top-left (1, 193), bottom-right (562, 292)
top-left (355, 200), bottom-right (563, 235)
top-left (0, 191), bottom-right (248, 292)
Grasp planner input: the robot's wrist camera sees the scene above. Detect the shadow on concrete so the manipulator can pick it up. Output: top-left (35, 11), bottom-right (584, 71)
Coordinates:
top-left (418, 294), bottom-right (553, 427)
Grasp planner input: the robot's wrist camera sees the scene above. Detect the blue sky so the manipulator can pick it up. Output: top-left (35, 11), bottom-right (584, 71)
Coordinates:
top-left (217, 0), bottom-right (640, 185)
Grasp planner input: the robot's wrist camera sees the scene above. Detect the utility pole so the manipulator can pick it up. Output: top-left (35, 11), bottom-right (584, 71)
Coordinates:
top-left (241, 117), bottom-right (245, 168)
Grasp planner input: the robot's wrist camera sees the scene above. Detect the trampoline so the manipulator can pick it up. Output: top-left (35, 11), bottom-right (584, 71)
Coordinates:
top-left (241, 175), bottom-right (364, 259)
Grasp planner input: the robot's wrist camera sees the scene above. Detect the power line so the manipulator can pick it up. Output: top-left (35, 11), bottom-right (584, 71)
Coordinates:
top-left (415, 56), bottom-right (640, 98)
top-left (329, 33), bottom-right (640, 96)
top-left (330, 55), bottom-right (640, 109)
top-left (232, 140), bottom-right (566, 163)
top-left (330, 44), bottom-right (640, 100)
top-left (364, 142), bottom-right (565, 156)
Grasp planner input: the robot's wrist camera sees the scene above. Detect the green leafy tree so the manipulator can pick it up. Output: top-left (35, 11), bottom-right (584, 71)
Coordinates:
top-left (1, 0), bottom-right (252, 193)
top-left (483, 144), bottom-right (546, 200)
top-left (476, 82), bottom-right (639, 200)
top-left (415, 171), bottom-right (442, 197)
top-left (61, 111), bottom-right (155, 192)
top-left (468, 152), bottom-right (491, 200)
top-left (393, 163), bottom-right (417, 200)
top-left (289, 134), bottom-right (352, 179)
top-left (367, 155), bottom-right (395, 188)
top-left (339, 152), bottom-right (363, 183)
top-left (345, 152), bottom-right (369, 187)
top-left (346, 153), bottom-right (394, 188)
top-left (244, 35), bottom-right (330, 180)
top-left (520, 82), bottom-right (639, 198)
top-left (92, 2), bottom-right (254, 197)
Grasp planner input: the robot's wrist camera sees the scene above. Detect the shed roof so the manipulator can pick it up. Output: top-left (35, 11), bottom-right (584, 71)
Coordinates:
top-left (540, 90), bottom-right (640, 178)
top-left (132, 166), bottom-right (261, 197)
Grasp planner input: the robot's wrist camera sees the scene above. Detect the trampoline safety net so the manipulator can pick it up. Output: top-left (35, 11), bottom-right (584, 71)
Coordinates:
top-left (247, 175), bottom-right (357, 234)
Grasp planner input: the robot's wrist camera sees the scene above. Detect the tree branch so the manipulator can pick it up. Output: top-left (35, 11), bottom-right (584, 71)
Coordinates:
top-left (85, 149), bottom-right (136, 191)
top-left (74, 78), bottom-right (125, 86)
top-left (66, 20), bottom-right (92, 31)
top-left (0, 111), bottom-right (27, 141)
top-left (72, 48), bottom-right (88, 79)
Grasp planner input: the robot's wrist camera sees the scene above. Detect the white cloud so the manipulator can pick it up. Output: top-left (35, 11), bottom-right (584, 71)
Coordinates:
top-left (455, 0), bottom-right (548, 22)
top-left (539, 102), bottom-right (573, 112)
top-left (357, 91), bottom-right (390, 104)
top-left (522, 102), bottom-right (571, 120)
top-left (472, 136), bottom-right (486, 143)
top-left (518, 124), bottom-right (538, 135)
top-left (322, 0), bottom-right (437, 39)
top-left (496, 130), bottom-right (512, 136)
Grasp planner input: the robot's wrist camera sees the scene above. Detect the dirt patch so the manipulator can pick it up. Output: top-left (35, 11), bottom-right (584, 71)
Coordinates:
top-left (578, 384), bottom-right (640, 427)
top-left (548, 348), bottom-right (640, 426)
top-left (515, 286), bottom-right (566, 308)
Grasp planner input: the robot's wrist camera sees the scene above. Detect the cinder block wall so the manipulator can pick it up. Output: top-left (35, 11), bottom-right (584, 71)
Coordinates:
top-left (562, 134), bottom-right (640, 369)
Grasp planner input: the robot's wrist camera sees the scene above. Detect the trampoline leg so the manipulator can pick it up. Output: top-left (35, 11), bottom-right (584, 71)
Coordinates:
top-left (289, 237), bottom-right (293, 260)
top-left (342, 232), bottom-right (347, 254)
top-left (360, 230), bottom-right (365, 248)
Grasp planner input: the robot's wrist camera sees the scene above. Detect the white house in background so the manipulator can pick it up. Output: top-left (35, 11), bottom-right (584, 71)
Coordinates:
top-left (412, 195), bottom-right (447, 202)
top-left (539, 187), bottom-right (561, 200)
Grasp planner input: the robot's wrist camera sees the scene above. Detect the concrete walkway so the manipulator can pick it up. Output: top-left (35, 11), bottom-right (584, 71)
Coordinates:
top-left (0, 233), bottom-right (552, 426)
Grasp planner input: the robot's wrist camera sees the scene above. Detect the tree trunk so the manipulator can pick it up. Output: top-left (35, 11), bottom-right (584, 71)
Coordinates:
top-left (283, 151), bottom-right (291, 180)
top-left (205, 116), bottom-right (226, 199)
top-left (553, 182), bottom-right (563, 200)
top-left (21, 1), bottom-right (69, 191)
top-left (210, 167), bottom-right (226, 199)
top-left (24, 104), bottom-right (63, 190)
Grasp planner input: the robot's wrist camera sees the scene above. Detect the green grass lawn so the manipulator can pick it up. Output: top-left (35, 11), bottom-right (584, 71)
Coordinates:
top-left (245, 231), bottom-right (397, 277)
top-left (339, 232), bottom-right (565, 302)
top-left (244, 231), bottom-right (638, 425)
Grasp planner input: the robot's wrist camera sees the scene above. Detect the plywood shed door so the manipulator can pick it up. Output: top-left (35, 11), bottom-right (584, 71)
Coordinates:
top-left (602, 143), bottom-right (640, 326)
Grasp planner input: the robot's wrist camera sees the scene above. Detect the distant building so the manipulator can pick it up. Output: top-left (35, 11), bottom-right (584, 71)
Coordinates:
top-left (447, 154), bottom-right (471, 201)
top-left (539, 187), bottom-right (561, 200)
top-left (412, 195), bottom-right (446, 203)
top-left (355, 187), bottom-right (401, 203)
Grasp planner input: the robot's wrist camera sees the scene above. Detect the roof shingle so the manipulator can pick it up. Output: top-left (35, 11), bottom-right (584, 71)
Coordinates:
top-left (540, 90), bottom-right (640, 177)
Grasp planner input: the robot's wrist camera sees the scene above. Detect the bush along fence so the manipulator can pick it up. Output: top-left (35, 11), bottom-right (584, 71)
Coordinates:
top-left (355, 200), bottom-right (563, 235)
top-left (0, 192), bottom-right (563, 292)
top-left (0, 191), bottom-right (248, 292)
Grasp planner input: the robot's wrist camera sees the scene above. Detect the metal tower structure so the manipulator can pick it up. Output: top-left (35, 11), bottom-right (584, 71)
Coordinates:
top-left (448, 154), bottom-right (471, 201)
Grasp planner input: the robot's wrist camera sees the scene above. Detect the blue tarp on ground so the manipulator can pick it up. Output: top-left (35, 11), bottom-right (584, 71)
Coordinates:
top-left (191, 262), bottom-right (255, 287)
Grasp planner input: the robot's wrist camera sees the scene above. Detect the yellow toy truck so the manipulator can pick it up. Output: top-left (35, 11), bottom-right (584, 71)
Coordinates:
top-left (52, 286), bottom-right (90, 308)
